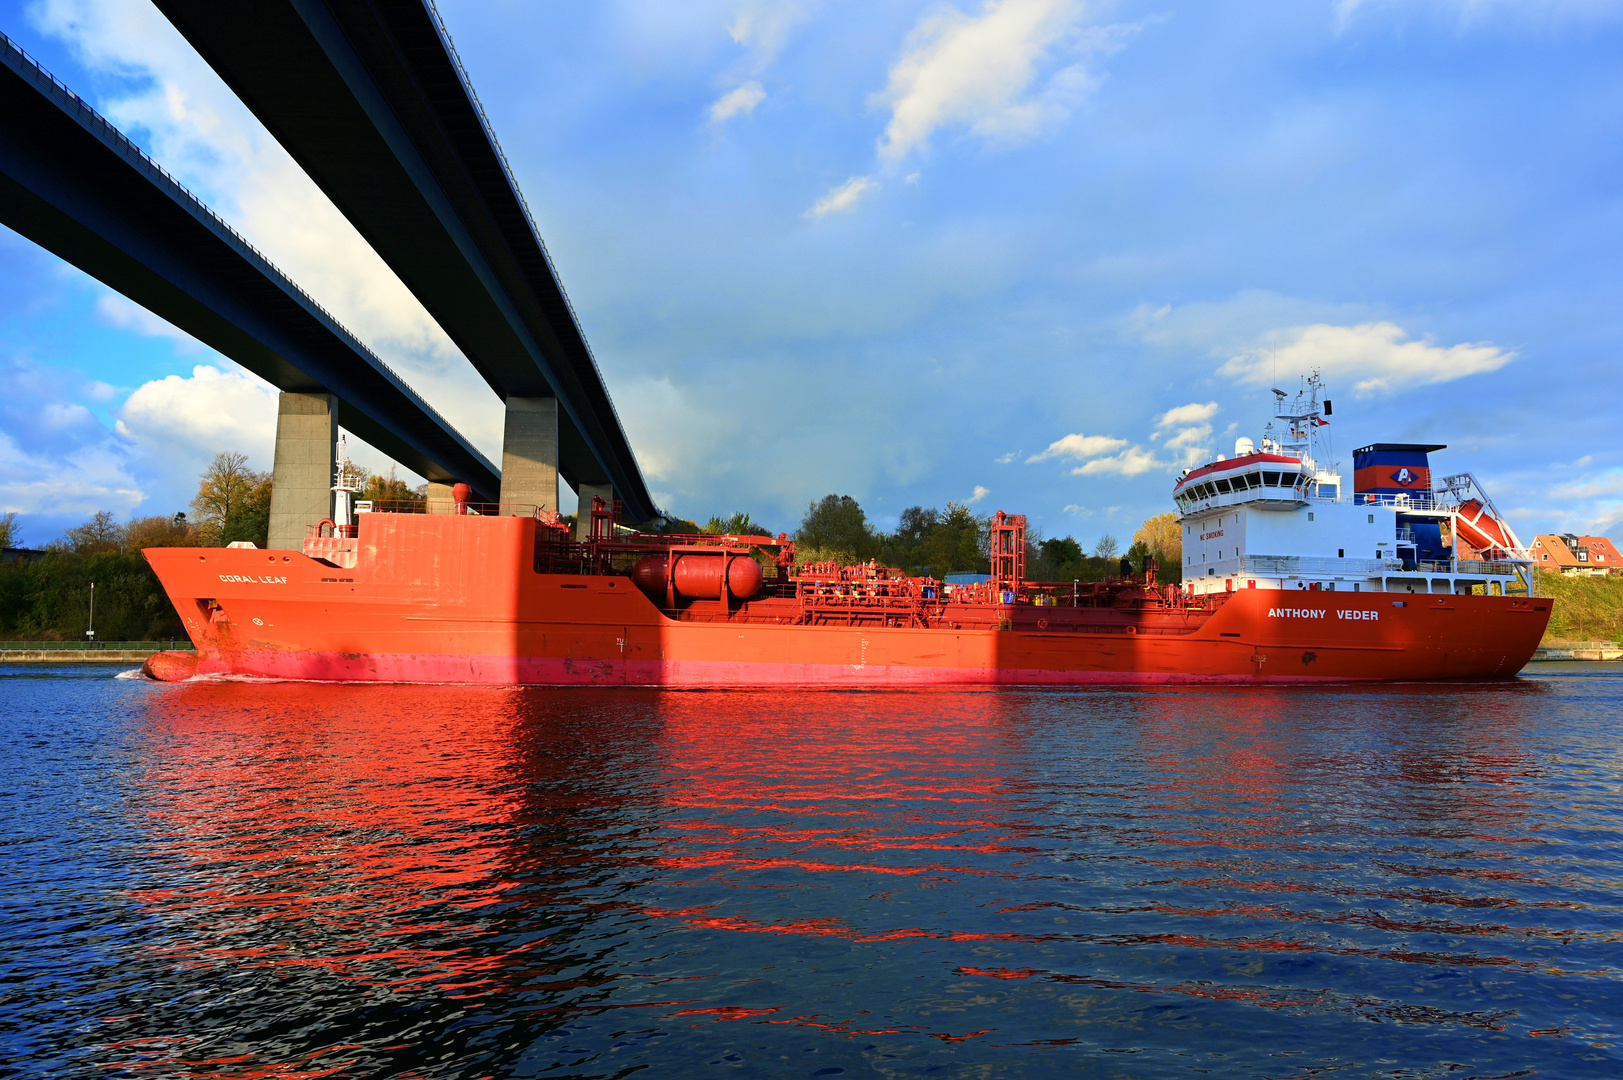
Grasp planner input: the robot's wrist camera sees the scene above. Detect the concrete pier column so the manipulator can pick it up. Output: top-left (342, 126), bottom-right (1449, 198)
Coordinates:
top-left (499, 397), bottom-right (558, 512)
top-left (425, 481), bottom-right (454, 514)
top-left (267, 392), bottom-right (337, 551)
top-left (575, 483), bottom-right (614, 541)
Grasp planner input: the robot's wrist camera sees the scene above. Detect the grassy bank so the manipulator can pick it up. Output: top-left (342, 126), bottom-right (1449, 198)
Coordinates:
top-left (1536, 572), bottom-right (1623, 644)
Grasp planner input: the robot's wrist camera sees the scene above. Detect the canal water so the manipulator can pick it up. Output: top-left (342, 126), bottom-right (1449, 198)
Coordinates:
top-left (2, 665), bottom-right (1620, 1078)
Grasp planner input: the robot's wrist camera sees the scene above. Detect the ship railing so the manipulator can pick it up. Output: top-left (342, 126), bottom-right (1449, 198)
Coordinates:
top-left (1456, 558), bottom-right (1523, 576)
top-left (360, 500), bottom-right (559, 521)
top-left (1178, 489), bottom-right (1455, 513)
top-left (1240, 555), bottom-right (1390, 576)
top-left (1353, 491), bottom-right (1445, 510)
top-left (1374, 558), bottom-right (1524, 577)
top-left (797, 582), bottom-right (938, 605)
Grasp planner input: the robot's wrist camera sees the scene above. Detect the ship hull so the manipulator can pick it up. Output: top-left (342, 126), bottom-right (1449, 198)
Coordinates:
top-left (143, 517), bottom-right (1550, 686)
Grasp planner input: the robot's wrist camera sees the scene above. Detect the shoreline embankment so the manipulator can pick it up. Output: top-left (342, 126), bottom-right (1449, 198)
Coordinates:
top-left (1, 641), bottom-right (192, 663)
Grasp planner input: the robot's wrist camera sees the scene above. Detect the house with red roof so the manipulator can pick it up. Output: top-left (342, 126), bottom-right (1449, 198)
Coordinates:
top-left (1530, 534), bottom-right (1623, 576)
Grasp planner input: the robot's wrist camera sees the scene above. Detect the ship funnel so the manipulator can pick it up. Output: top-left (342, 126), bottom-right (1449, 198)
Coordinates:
top-left (1352, 443), bottom-right (1446, 498)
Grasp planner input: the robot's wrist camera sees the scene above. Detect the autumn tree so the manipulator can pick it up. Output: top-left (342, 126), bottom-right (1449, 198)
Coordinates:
top-left (59, 510), bottom-right (126, 554)
top-left (1133, 512), bottom-right (1183, 582)
top-left (192, 451), bottom-right (272, 546)
top-left (192, 451), bottom-right (255, 524)
top-left (360, 467), bottom-right (424, 505)
top-left (1092, 533), bottom-right (1119, 559)
top-left (124, 514), bottom-right (195, 550)
top-left (0, 511), bottom-right (17, 549)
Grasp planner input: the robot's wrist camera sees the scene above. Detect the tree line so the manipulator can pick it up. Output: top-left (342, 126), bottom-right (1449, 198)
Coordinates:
top-left (737, 493), bottom-right (1183, 584)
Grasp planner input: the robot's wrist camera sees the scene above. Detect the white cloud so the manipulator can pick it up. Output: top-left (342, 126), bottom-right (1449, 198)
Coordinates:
top-left (1029, 402), bottom-right (1215, 480)
top-left (39, 400), bottom-right (86, 427)
top-left (1148, 402), bottom-right (1217, 465)
top-left (728, 0), bottom-right (815, 71)
top-left (1162, 424), bottom-right (1211, 453)
top-left (709, 80), bottom-right (766, 123)
top-left (806, 175), bottom-right (877, 218)
top-left (995, 451), bottom-right (1016, 463)
top-left (1219, 322), bottom-right (1515, 395)
top-left (874, 0), bottom-right (1127, 164)
top-left (968, 484), bottom-right (991, 502)
top-left (1071, 444), bottom-right (1165, 476)
top-left (1154, 401), bottom-right (1218, 428)
top-left (1026, 432), bottom-right (1128, 463)
top-left (611, 374), bottom-right (743, 489)
top-left (0, 430), bottom-right (143, 518)
top-left (116, 364), bottom-right (280, 467)
top-left (1492, 463), bottom-right (1623, 542)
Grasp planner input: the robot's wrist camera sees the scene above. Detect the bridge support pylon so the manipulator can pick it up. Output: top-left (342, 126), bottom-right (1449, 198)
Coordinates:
top-left (500, 397), bottom-right (558, 512)
top-left (267, 392), bottom-right (337, 551)
top-left (425, 481), bottom-right (454, 514)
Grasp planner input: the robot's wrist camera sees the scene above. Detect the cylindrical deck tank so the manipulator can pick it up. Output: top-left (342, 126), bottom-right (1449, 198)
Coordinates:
top-left (632, 553), bottom-right (764, 601)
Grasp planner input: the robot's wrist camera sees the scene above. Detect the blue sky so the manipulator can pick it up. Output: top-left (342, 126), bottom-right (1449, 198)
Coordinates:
top-left (1, 0), bottom-right (1620, 548)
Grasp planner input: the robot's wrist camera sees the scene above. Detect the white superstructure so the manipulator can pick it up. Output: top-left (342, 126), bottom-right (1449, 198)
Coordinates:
top-left (1172, 374), bottom-right (1532, 598)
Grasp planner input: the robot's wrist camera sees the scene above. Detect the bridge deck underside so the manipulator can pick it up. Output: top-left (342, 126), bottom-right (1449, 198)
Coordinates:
top-left (0, 36), bottom-right (501, 501)
top-left (155, 0), bottom-right (654, 521)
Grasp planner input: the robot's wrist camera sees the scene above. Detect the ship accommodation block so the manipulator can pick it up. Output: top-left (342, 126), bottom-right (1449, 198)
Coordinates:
top-left (1173, 443), bottom-right (1530, 599)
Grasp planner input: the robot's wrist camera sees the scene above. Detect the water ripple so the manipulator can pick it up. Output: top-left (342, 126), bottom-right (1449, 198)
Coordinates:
top-left (1, 666), bottom-right (1620, 1077)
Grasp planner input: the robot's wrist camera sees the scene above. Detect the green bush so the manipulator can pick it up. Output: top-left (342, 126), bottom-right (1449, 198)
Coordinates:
top-left (0, 551), bottom-right (184, 641)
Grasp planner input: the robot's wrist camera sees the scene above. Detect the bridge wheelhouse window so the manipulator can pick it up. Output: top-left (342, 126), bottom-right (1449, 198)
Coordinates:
top-left (1262, 472), bottom-right (1281, 486)
top-left (1214, 479), bottom-right (1232, 493)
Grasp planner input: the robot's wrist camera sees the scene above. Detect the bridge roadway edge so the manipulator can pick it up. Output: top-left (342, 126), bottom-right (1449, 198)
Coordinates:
top-left (0, 32), bottom-right (502, 502)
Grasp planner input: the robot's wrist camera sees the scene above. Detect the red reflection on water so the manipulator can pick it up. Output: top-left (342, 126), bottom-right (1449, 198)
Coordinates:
top-left (643, 690), bottom-right (1029, 873)
top-left (111, 680), bottom-right (1562, 1067)
top-left (120, 682), bottom-right (623, 1075)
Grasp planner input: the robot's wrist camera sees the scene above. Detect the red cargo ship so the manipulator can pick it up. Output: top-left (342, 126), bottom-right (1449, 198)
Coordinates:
top-left (143, 378), bottom-right (1550, 684)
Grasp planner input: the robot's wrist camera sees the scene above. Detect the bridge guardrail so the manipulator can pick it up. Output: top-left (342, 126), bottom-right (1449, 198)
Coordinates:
top-left (420, 0), bottom-right (637, 469)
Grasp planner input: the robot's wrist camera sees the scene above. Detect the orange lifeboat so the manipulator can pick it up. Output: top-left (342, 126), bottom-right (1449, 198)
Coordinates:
top-left (1455, 499), bottom-right (1516, 556)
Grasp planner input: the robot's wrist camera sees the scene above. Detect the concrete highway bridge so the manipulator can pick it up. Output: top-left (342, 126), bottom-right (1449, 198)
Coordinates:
top-left (0, 2), bottom-right (652, 548)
